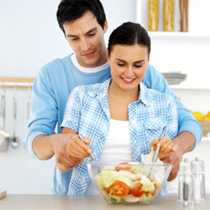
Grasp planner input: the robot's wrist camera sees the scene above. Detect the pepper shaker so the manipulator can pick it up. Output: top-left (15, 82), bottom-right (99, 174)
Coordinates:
top-left (177, 158), bottom-right (193, 207)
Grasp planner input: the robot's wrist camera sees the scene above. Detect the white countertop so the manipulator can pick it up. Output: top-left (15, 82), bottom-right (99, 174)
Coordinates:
top-left (0, 194), bottom-right (210, 210)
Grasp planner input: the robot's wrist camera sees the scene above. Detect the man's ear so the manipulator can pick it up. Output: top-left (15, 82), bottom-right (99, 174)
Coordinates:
top-left (103, 20), bottom-right (108, 33)
top-left (107, 55), bottom-right (111, 65)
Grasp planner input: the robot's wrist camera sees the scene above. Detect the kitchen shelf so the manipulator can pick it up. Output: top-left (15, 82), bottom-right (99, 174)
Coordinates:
top-left (0, 77), bottom-right (34, 88)
top-left (136, 0), bottom-right (210, 40)
top-left (171, 84), bottom-right (210, 91)
top-left (149, 32), bottom-right (210, 39)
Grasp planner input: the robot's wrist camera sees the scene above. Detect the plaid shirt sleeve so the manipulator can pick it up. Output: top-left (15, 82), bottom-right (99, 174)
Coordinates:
top-left (166, 96), bottom-right (178, 139)
top-left (61, 86), bottom-right (83, 132)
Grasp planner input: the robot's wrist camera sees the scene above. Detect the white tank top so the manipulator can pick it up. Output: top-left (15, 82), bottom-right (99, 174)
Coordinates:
top-left (87, 119), bottom-right (131, 195)
top-left (100, 119), bottom-right (131, 164)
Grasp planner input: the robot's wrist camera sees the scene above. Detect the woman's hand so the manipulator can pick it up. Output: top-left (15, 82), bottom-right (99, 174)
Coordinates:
top-left (151, 137), bottom-right (184, 181)
top-left (54, 127), bottom-right (92, 171)
top-left (65, 134), bottom-right (92, 166)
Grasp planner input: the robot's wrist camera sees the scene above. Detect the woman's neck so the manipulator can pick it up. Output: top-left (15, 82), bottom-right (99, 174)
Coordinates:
top-left (108, 81), bottom-right (140, 121)
top-left (109, 81), bottom-right (139, 102)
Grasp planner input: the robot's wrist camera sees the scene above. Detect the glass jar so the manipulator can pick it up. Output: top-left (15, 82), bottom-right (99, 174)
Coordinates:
top-left (163, 0), bottom-right (175, 31)
top-left (148, 0), bottom-right (159, 31)
top-left (179, 0), bottom-right (189, 32)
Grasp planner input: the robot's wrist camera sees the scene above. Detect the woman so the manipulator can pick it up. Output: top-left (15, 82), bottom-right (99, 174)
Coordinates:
top-left (59, 22), bottom-right (179, 196)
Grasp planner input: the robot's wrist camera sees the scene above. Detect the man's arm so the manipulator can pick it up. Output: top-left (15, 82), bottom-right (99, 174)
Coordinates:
top-left (24, 66), bottom-right (59, 159)
top-left (144, 65), bottom-right (202, 146)
top-left (32, 135), bottom-right (54, 160)
top-left (32, 134), bottom-right (71, 160)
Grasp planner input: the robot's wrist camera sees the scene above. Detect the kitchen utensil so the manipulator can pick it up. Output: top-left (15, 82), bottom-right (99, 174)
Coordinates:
top-left (11, 92), bottom-right (19, 149)
top-left (0, 86), bottom-right (6, 131)
top-left (0, 190), bottom-right (7, 200)
top-left (26, 87), bottom-right (32, 120)
top-left (148, 126), bottom-right (167, 176)
top-left (152, 126), bottom-right (167, 161)
top-left (78, 134), bottom-right (95, 161)
top-left (151, 143), bottom-right (161, 162)
top-left (0, 130), bottom-right (10, 152)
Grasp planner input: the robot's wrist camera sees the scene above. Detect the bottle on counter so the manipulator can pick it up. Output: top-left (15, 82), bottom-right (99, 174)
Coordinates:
top-left (148, 0), bottom-right (159, 31)
top-left (163, 0), bottom-right (175, 31)
top-left (177, 158), bottom-right (193, 207)
top-left (191, 157), bottom-right (206, 204)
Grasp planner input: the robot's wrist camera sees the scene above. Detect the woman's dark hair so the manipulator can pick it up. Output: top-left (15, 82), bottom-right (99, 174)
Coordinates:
top-left (108, 22), bottom-right (151, 56)
top-left (57, 0), bottom-right (106, 34)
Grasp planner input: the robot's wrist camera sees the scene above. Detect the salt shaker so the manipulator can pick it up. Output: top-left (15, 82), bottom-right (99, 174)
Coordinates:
top-left (191, 157), bottom-right (206, 203)
top-left (178, 158), bottom-right (193, 206)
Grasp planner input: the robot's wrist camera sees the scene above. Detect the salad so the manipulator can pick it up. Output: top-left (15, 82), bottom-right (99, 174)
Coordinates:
top-left (95, 162), bottom-right (162, 204)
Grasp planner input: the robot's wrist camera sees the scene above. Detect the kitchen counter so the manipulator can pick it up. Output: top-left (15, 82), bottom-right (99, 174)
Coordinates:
top-left (0, 194), bottom-right (209, 210)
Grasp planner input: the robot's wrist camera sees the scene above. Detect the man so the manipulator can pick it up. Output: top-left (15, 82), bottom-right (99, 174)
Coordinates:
top-left (24, 0), bottom-right (201, 195)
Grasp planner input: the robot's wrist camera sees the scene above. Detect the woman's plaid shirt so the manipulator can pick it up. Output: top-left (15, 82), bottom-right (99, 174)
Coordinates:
top-left (55, 79), bottom-right (178, 196)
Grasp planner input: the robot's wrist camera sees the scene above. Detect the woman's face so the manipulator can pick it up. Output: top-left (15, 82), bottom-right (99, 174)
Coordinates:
top-left (108, 44), bottom-right (149, 91)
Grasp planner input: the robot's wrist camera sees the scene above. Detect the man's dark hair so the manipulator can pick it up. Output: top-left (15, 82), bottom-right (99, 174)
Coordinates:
top-left (108, 22), bottom-right (151, 56)
top-left (57, 0), bottom-right (106, 34)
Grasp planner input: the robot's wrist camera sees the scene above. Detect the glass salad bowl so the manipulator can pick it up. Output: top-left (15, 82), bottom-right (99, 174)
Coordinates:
top-left (87, 161), bottom-right (172, 204)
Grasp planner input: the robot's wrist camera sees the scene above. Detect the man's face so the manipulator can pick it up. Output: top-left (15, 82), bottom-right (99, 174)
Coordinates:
top-left (63, 11), bottom-right (107, 68)
top-left (108, 44), bottom-right (149, 91)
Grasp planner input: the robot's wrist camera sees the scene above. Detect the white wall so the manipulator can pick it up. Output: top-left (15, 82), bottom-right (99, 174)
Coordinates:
top-left (149, 37), bottom-right (210, 90)
top-left (173, 89), bottom-right (210, 114)
top-left (0, 0), bottom-right (68, 76)
top-left (101, 0), bottom-right (136, 39)
top-left (0, 0), bottom-right (136, 77)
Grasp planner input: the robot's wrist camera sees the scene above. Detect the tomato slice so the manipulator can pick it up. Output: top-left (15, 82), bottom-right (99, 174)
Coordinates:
top-left (130, 183), bottom-right (144, 197)
top-left (105, 180), bottom-right (130, 197)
